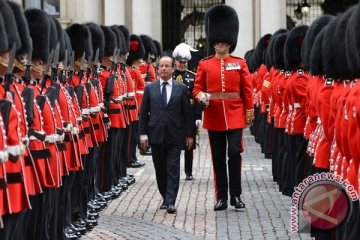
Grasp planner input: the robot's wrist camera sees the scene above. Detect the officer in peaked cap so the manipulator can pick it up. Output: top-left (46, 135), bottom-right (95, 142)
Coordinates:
top-left (172, 43), bottom-right (202, 181)
top-left (193, 4), bottom-right (253, 211)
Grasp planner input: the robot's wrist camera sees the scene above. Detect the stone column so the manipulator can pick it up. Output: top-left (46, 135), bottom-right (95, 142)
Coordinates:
top-left (104, 0), bottom-right (126, 25)
top-left (226, 0), bottom-right (254, 57)
top-left (260, 0), bottom-right (286, 36)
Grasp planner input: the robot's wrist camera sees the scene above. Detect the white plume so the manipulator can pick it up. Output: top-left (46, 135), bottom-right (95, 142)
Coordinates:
top-left (172, 43), bottom-right (198, 61)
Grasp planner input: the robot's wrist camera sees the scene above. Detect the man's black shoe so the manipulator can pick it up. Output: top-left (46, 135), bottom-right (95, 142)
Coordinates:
top-left (160, 202), bottom-right (167, 209)
top-left (166, 205), bottom-right (176, 214)
top-left (129, 161), bottom-right (143, 168)
top-left (230, 196), bottom-right (245, 209)
top-left (140, 147), bottom-right (152, 156)
top-left (185, 174), bottom-right (194, 181)
top-left (214, 199), bottom-right (227, 211)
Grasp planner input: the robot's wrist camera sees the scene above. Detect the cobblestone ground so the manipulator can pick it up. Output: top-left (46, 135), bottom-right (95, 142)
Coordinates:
top-left (81, 129), bottom-right (313, 240)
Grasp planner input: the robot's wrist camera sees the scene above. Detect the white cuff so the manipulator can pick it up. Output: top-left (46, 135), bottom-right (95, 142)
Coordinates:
top-left (90, 106), bottom-right (101, 113)
top-left (0, 150), bottom-right (8, 162)
top-left (81, 108), bottom-right (90, 115)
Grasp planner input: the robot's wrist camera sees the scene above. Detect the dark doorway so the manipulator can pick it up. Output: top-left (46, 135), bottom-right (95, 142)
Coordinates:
top-left (162, 0), bottom-right (224, 71)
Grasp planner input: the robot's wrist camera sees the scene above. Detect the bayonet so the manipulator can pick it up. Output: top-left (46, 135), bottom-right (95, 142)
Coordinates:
top-left (68, 51), bottom-right (75, 82)
top-left (79, 52), bottom-right (86, 80)
top-left (7, 43), bottom-right (16, 75)
top-left (25, 39), bottom-right (33, 83)
top-left (111, 47), bottom-right (117, 71)
top-left (4, 43), bottom-right (16, 95)
top-left (41, 49), bottom-right (54, 93)
top-left (92, 48), bottom-right (99, 78)
top-left (51, 43), bottom-right (60, 81)
top-left (86, 53), bottom-right (92, 79)
top-left (59, 49), bottom-right (68, 83)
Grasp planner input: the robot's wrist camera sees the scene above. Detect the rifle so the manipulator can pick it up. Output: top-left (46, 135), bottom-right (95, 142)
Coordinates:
top-left (59, 50), bottom-right (68, 83)
top-left (25, 39), bottom-right (33, 83)
top-left (111, 47), bottom-right (118, 72)
top-left (78, 52), bottom-right (86, 80)
top-left (4, 43), bottom-right (16, 97)
top-left (67, 51), bottom-right (75, 82)
top-left (51, 43), bottom-right (60, 82)
top-left (92, 48), bottom-right (100, 79)
top-left (41, 49), bottom-right (54, 94)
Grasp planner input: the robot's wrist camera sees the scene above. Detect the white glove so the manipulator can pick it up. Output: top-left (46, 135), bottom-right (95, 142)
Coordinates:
top-left (195, 120), bottom-right (202, 127)
top-left (198, 92), bottom-right (211, 107)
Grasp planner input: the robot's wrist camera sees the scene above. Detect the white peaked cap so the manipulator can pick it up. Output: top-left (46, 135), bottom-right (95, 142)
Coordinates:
top-left (172, 43), bottom-right (198, 61)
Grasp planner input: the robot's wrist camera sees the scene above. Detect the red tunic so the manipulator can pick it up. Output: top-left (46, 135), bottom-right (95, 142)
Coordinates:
top-left (193, 56), bottom-right (253, 131)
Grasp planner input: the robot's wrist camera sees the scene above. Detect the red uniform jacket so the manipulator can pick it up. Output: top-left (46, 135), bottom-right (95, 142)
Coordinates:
top-left (138, 61), bottom-right (156, 83)
top-left (193, 56), bottom-right (253, 130)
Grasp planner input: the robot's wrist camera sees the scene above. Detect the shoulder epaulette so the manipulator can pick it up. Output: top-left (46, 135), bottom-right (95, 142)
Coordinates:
top-left (185, 69), bottom-right (196, 75)
top-left (200, 55), bottom-right (214, 61)
top-left (230, 55), bottom-right (244, 60)
top-left (297, 69), bottom-right (304, 75)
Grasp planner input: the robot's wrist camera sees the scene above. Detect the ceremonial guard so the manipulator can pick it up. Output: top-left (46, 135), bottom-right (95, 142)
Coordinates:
top-left (193, 5), bottom-right (253, 211)
top-left (172, 43), bottom-right (202, 180)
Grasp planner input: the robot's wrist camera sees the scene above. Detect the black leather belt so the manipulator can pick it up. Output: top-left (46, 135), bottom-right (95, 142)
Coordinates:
top-left (107, 108), bottom-right (121, 114)
top-left (0, 178), bottom-right (7, 189)
top-left (56, 142), bottom-right (67, 151)
top-left (24, 156), bottom-right (33, 166)
top-left (6, 172), bottom-right (23, 183)
top-left (30, 149), bottom-right (51, 159)
top-left (83, 127), bottom-right (91, 134)
top-left (93, 124), bottom-right (100, 130)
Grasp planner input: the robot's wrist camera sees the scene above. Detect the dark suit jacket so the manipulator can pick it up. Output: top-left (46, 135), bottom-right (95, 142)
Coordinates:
top-left (139, 79), bottom-right (193, 145)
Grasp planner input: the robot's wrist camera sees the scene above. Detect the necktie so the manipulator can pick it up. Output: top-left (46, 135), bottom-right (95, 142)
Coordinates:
top-left (162, 82), bottom-right (168, 106)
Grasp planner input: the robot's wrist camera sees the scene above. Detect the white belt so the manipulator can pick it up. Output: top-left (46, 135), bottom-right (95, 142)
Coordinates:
top-left (8, 145), bottom-right (24, 156)
top-left (0, 150), bottom-right (8, 162)
top-left (90, 106), bottom-right (101, 113)
top-left (45, 134), bottom-right (61, 143)
top-left (64, 123), bottom-right (73, 132)
top-left (136, 90), bottom-right (144, 94)
top-left (294, 103), bottom-right (300, 109)
top-left (81, 108), bottom-right (90, 115)
top-left (128, 92), bottom-right (135, 97)
top-left (72, 127), bottom-right (79, 135)
top-left (99, 102), bottom-right (104, 108)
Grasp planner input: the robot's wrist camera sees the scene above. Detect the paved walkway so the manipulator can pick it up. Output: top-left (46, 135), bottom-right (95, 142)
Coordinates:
top-left (81, 129), bottom-right (313, 240)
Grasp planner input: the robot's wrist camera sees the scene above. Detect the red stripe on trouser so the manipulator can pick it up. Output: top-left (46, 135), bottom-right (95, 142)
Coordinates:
top-left (207, 131), bottom-right (219, 201)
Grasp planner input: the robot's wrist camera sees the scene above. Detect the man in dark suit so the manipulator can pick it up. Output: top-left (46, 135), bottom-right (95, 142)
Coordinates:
top-left (139, 55), bottom-right (194, 214)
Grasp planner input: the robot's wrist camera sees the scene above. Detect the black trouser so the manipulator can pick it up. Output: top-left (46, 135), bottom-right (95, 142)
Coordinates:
top-left (0, 212), bottom-right (21, 240)
top-left (281, 133), bottom-right (291, 195)
top-left (121, 126), bottom-right (130, 177)
top-left (151, 143), bottom-right (182, 205)
top-left (93, 143), bottom-right (103, 197)
top-left (103, 128), bottom-right (119, 191)
top-left (208, 129), bottom-right (243, 200)
top-left (259, 113), bottom-right (267, 153)
top-left (184, 149), bottom-right (193, 176)
top-left (272, 126), bottom-right (279, 181)
top-left (276, 128), bottom-right (285, 190)
top-left (264, 119), bottom-right (273, 157)
top-left (295, 136), bottom-right (308, 186)
top-left (64, 171), bottom-right (76, 228)
top-left (23, 195), bottom-right (41, 240)
top-left (130, 121), bottom-right (139, 164)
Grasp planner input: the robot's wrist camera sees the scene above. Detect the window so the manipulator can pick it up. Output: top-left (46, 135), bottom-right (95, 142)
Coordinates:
top-left (23, 0), bottom-right (60, 17)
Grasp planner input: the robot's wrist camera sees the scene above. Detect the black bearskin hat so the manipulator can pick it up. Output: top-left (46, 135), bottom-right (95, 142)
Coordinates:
top-left (118, 25), bottom-right (130, 53)
top-left (309, 26), bottom-right (327, 76)
top-left (48, 15), bottom-right (58, 52)
top-left (101, 26), bottom-right (117, 58)
top-left (153, 39), bottom-right (162, 58)
top-left (345, 3), bottom-right (360, 77)
top-left (126, 34), bottom-right (145, 66)
top-left (110, 26), bottom-right (126, 55)
top-left (255, 34), bottom-right (271, 68)
top-left (322, 17), bottom-right (341, 78)
top-left (52, 17), bottom-right (65, 61)
top-left (0, 15), bottom-right (8, 53)
top-left (273, 32), bottom-right (288, 70)
top-left (140, 35), bottom-right (156, 61)
top-left (284, 25), bottom-right (308, 71)
top-left (0, 0), bottom-right (21, 50)
top-left (86, 23), bottom-right (105, 61)
top-left (333, 7), bottom-right (355, 79)
top-left (25, 9), bottom-right (50, 62)
top-left (7, 1), bottom-right (31, 57)
top-left (301, 15), bottom-right (334, 72)
top-left (265, 29), bottom-right (287, 71)
top-left (205, 4), bottom-right (239, 53)
top-left (63, 31), bottom-right (72, 56)
top-left (66, 23), bottom-right (93, 60)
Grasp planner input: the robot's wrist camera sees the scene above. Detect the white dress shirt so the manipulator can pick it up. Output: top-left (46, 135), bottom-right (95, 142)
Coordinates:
top-left (160, 78), bottom-right (173, 104)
